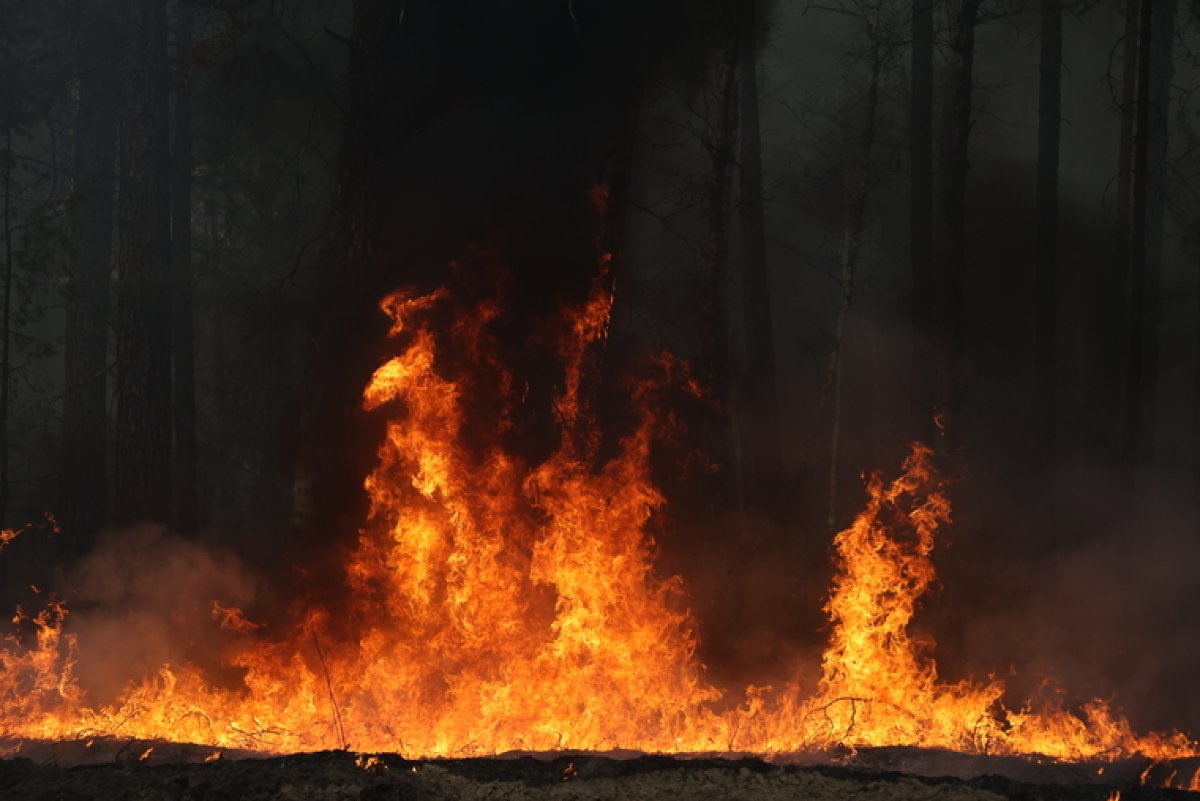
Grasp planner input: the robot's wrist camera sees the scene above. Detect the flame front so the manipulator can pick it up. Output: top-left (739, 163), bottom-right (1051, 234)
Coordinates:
top-left (0, 272), bottom-right (1195, 763)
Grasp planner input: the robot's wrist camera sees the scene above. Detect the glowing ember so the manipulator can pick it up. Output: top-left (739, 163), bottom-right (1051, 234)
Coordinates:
top-left (0, 269), bottom-right (1195, 763)
top-left (0, 529), bottom-right (19, 553)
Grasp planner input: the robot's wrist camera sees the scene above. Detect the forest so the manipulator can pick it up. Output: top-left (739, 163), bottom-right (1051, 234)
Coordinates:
top-left (1, 0), bottom-right (1200, 754)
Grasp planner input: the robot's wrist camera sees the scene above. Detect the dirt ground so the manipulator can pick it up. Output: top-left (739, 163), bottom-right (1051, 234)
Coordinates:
top-left (3, 747), bottom-right (1199, 801)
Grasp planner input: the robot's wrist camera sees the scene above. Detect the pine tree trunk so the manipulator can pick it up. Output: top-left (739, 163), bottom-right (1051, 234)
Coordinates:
top-left (1111, 0), bottom-right (1138, 475)
top-left (1034, 0), bottom-right (1062, 494)
top-left (1, 117), bottom-right (12, 526)
top-left (1140, 0), bottom-right (1176, 466)
top-left (62, 0), bottom-right (120, 549)
top-left (910, 0), bottom-right (935, 442)
top-left (171, 2), bottom-right (197, 534)
top-left (1117, 0), bottom-right (1155, 485)
top-left (939, 0), bottom-right (980, 451)
top-left (296, 0), bottom-right (399, 591)
top-left (827, 43), bottom-right (883, 535)
top-left (113, 0), bottom-right (173, 525)
top-left (700, 24), bottom-right (742, 510)
top-left (738, 28), bottom-right (783, 520)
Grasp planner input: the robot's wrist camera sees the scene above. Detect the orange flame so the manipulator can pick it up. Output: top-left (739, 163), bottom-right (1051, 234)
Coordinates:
top-left (0, 269), bottom-right (1196, 764)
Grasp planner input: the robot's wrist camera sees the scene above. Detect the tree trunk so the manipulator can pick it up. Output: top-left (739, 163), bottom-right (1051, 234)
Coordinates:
top-left (827, 43), bottom-right (883, 535)
top-left (700, 23), bottom-right (742, 511)
top-left (61, 0), bottom-right (120, 549)
top-left (295, 0), bottom-right (401, 595)
top-left (1117, 0), bottom-right (1155, 486)
top-left (113, 0), bottom-right (173, 525)
top-left (1, 115), bottom-right (12, 526)
top-left (1111, 0), bottom-right (1139, 476)
top-left (910, 0), bottom-right (935, 443)
top-left (171, 1), bottom-right (197, 534)
top-left (1140, 0), bottom-right (1176, 466)
top-left (1034, 0), bottom-right (1062, 498)
top-left (939, 0), bottom-right (980, 451)
top-left (738, 26), bottom-right (783, 520)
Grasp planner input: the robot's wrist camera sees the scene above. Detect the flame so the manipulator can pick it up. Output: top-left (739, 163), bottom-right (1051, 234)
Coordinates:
top-left (0, 265), bottom-right (1196, 765)
top-left (1139, 760), bottom-right (1200, 790)
top-left (0, 529), bottom-right (19, 553)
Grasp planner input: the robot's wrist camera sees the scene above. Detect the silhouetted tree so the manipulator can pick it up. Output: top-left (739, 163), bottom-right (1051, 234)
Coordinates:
top-left (939, 0), bottom-right (979, 451)
top-left (910, 0), bottom-right (935, 443)
top-left (113, 0), bottom-right (173, 524)
top-left (819, 0), bottom-right (904, 533)
top-left (61, 0), bottom-right (120, 548)
top-left (172, 0), bottom-right (197, 534)
top-left (737, 5), bottom-right (783, 521)
top-left (1034, 0), bottom-right (1062, 488)
top-left (1117, 0), bottom-right (1174, 485)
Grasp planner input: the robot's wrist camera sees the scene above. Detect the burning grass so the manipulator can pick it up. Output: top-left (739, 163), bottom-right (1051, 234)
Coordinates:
top-left (0, 259), bottom-right (1197, 771)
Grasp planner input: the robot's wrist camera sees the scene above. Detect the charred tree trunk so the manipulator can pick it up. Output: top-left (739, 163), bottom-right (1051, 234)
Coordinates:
top-left (939, 0), bottom-right (979, 452)
top-left (1034, 0), bottom-right (1062, 496)
top-left (114, 0), bottom-right (173, 525)
top-left (62, 0), bottom-right (119, 549)
top-left (737, 26), bottom-right (783, 521)
top-left (171, 1), bottom-right (197, 535)
top-left (827, 41), bottom-right (884, 535)
top-left (910, 0), bottom-right (935, 443)
top-left (1117, 0), bottom-right (1156, 485)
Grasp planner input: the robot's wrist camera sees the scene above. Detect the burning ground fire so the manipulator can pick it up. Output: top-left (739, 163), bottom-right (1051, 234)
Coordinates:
top-left (0, 263), bottom-right (1197, 776)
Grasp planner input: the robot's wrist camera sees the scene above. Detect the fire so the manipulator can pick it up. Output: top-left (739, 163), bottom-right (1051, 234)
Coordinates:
top-left (0, 263), bottom-right (1196, 764)
top-left (0, 529), bottom-right (19, 553)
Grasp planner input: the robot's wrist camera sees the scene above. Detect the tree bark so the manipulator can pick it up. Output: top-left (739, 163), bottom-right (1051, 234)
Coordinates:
top-left (737, 24), bottom-right (783, 520)
top-left (1034, 0), bottom-right (1062, 492)
top-left (939, 0), bottom-right (980, 451)
top-left (113, 0), bottom-right (173, 525)
top-left (172, 1), bottom-right (197, 534)
top-left (910, 0), bottom-right (935, 443)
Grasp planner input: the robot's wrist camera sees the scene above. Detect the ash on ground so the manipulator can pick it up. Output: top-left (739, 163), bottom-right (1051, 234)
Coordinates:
top-left (3, 748), bottom-right (1199, 801)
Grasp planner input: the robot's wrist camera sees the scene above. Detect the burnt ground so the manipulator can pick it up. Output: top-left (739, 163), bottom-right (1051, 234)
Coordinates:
top-left (1, 742), bottom-right (1199, 801)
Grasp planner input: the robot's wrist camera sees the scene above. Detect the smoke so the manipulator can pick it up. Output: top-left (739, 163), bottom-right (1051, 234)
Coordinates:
top-left (59, 525), bottom-right (257, 704)
top-left (948, 479), bottom-right (1200, 737)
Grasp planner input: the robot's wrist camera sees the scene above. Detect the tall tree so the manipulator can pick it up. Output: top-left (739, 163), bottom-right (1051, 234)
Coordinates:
top-left (910, 0), bottom-right (935, 442)
top-left (1139, 0), bottom-right (1177, 467)
top-left (699, 16), bottom-right (742, 510)
top-left (939, 0), bottom-right (980, 450)
top-left (172, 0), bottom-right (197, 534)
top-left (737, 12), bottom-right (783, 518)
top-left (296, 0), bottom-right (399, 589)
top-left (0, 51), bottom-right (12, 526)
top-left (113, 0), bottom-right (173, 524)
top-left (1034, 0), bottom-right (1062, 488)
top-left (61, 0), bottom-right (120, 547)
top-left (1113, 0), bottom-right (1171, 484)
top-left (823, 0), bottom-right (895, 534)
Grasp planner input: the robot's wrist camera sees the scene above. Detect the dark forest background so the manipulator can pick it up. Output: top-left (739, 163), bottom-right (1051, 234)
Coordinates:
top-left (2, 0), bottom-right (1200, 737)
